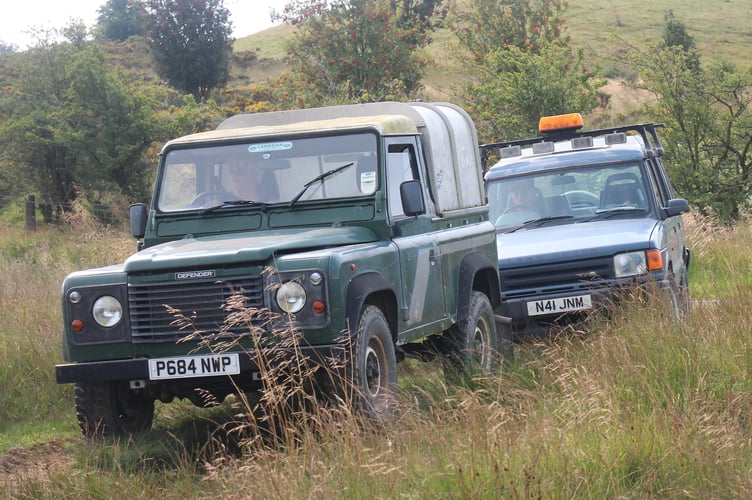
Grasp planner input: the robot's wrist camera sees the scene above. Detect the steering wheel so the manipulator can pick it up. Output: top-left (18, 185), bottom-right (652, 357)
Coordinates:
top-left (564, 190), bottom-right (599, 209)
top-left (189, 190), bottom-right (230, 208)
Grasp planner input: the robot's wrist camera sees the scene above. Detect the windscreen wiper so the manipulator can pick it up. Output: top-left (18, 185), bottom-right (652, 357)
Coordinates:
top-left (505, 215), bottom-right (574, 233)
top-left (581, 207), bottom-right (647, 222)
top-left (289, 162), bottom-right (354, 208)
top-left (199, 199), bottom-right (267, 215)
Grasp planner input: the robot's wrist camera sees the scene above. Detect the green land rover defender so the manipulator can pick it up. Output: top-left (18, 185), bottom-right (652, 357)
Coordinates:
top-left (55, 101), bottom-right (504, 438)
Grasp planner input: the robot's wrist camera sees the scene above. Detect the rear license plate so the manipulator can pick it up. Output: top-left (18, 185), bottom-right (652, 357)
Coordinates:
top-left (148, 353), bottom-right (240, 380)
top-left (527, 294), bottom-right (592, 317)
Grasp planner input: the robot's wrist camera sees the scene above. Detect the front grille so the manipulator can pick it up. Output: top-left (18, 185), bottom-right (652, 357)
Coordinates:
top-left (129, 274), bottom-right (265, 343)
top-left (501, 258), bottom-right (613, 298)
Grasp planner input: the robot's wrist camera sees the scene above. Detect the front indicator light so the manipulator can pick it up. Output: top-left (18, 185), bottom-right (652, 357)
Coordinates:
top-left (71, 319), bottom-right (84, 332)
top-left (312, 300), bottom-right (326, 314)
top-left (646, 249), bottom-right (664, 271)
top-left (277, 281), bottom-right (306, 313)
top-left (92, 295), bottom-right (123, 327)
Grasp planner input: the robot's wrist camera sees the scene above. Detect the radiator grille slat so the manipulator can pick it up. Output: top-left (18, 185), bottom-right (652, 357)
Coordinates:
top-left (128, 275), bottom-right (265, 343)
top-left (501, 258), bottom-right (613, 298)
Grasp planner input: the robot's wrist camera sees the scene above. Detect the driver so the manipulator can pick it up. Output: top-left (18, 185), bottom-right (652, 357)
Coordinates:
top-left (225, 155), bottom-right (263, 200)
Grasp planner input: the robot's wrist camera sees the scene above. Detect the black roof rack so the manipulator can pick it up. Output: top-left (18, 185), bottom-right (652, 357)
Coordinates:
top-left (479, 123), bottom-right (665, 169)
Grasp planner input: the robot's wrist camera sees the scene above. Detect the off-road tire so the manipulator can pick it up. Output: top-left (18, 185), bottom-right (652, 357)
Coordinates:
top-left (351, 305), bottom-right (397, 423)
top-left (446, 291), bottom-right (499, 372)
top-left (74, 381), bottom-right (155, 439)
top-left (671, 268), bottom-right (691, 318)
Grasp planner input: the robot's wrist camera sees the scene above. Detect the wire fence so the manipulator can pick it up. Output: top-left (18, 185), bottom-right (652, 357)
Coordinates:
top-left (3, 194), bottom-right (132, 230)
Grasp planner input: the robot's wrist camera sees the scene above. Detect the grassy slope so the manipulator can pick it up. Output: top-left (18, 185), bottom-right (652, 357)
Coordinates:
top-left (565, 0), bottom-right (752, 63)
top-left (3, 2), bottom-right (752, 496)
top-left (4, 212), bottom-right (752, 497)
top-left (234, 0), bottom-right (752, 107)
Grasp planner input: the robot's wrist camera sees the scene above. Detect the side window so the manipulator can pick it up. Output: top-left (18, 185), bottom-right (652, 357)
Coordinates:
top-left (159, 162), bottom-right (198, 211)
top-left (387, 143), bottom-right (420, 218)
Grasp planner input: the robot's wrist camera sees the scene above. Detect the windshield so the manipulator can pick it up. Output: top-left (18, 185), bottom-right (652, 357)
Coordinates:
top-left (157, 133), bottom-right (379, 212)
top-left (486, 162), bottom-right (652, 231)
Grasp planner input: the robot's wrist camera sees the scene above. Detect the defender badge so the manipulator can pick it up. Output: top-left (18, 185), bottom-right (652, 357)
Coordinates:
top-left (175, 270), bottom-right (216, 280)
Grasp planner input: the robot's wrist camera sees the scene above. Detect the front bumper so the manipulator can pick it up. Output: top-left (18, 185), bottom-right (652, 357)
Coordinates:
top-left (500, 276), bottom-right (671, 332)
top-left (55, 344), bottom-right (344, 384)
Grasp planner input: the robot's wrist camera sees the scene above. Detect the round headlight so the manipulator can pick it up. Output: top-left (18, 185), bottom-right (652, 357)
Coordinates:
top-left (276, 281), bottom-right (306, 313)
top-left (92, 295), bottom-right (123, 327)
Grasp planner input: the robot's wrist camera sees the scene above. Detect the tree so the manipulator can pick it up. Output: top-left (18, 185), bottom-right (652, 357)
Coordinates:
top-left (276, 0), bottom-right (432, 105)
top-left (390, 0), bottom-right (447, 45)
top-left (465, 43), bottom-right (604, 141)
top-left (0, 25), bottom-right (169, 222)
top-left (629, 43), bottom-right (752, 221)
top-left (661, 10), bottom-right (700, 72)
top-left (625, 12), bottom-right (752, 221)
top-left (450, 0), bottom-right (603, 142)
top-left (146, 0), bottom-right (233, 100)
top-left (97, 0), bottom-right (148, 41)
top-left (0, 41), bottom-right (16, 54)
top-left (449, 0), bottom-right (569, 65)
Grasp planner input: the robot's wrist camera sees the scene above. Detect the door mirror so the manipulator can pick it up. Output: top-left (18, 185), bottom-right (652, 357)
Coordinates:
top-left (665, 198), bottom-right (690, 217)
top-left (129, 203), bottom-right (147, 239)
top-left (400, 180), bottom-right (425, 217)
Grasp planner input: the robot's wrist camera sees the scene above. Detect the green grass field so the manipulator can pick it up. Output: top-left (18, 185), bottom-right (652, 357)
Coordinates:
top-left (2, 1), bottom-right (752, 495)
top-left (2, 211), bottom-right (752, 497)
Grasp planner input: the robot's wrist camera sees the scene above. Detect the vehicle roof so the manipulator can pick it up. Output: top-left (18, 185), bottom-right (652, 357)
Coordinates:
top-left (484, 140), bottom-right (647, 181)
top-left (161, 101), bottom-right (487, 214)
top-left (163, 114), bottom-right (419, 149)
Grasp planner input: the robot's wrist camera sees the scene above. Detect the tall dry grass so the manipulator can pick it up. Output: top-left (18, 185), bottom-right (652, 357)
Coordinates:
top-left (4, 209), bottom-right (752, 497)
top-left (0, 206), bottom-right (134, 444)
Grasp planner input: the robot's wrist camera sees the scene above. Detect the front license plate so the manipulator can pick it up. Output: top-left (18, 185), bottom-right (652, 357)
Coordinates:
top-left (148, 353), bottom-right (240, 380)
top-left (527, 294), bottom-right (592, 317)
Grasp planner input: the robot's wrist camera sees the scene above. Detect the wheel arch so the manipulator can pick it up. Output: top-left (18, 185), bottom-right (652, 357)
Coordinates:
top-left (456, 251), bottom-right (501, 324)
top-left (345, 272), bottom-right (398, 341)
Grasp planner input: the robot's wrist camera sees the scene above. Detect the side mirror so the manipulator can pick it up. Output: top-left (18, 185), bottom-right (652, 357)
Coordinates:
top-left (664, 198), bottom-right (690, 217)
top-left (129, 203), bottom-right (147, 239)
top-left (400, 180), bottom-right (425, 216)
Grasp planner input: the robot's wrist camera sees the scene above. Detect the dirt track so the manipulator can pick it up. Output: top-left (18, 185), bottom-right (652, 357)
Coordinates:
top-left (0, 440), bottom-right (72, 491)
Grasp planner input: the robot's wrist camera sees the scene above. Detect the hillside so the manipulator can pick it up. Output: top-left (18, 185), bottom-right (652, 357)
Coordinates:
top-left (237, 1), bottom-right (752, 63)
top-left (233, 0), bottom-right (752, 109)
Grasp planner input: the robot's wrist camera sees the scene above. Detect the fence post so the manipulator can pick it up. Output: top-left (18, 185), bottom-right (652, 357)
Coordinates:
top-left (25, 195), bottom-right (36, 231)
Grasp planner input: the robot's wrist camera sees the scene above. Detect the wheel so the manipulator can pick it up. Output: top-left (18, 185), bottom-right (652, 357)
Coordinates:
top-left (446, 291), bottom-right (499, 371)
top-left (74, 381), bottom-right (155, 439)
top-left (351, 306), bottom-right (397, 423)
top-left (668, 268), bottom-right (690, 319)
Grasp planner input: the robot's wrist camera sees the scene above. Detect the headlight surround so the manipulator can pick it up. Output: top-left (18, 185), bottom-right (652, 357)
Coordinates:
top-left (613, 251), bottom-right (648, 278)
top-left (92, 295), bottom-right (123, 327)
top-left (276, 281), bottom-right (307, 313)
top-left (265, 269), bottom-right (328, 329)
